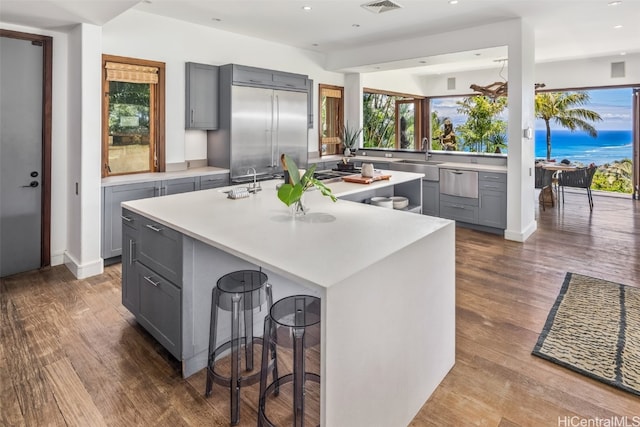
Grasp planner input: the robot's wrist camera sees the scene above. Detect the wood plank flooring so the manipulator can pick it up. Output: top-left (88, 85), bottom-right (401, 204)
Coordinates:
top-left (1, 190), bottom-right (639, 426)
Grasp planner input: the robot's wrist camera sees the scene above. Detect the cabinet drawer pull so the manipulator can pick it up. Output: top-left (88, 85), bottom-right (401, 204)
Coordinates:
top-left (145, 224), bottom-right (163, 232)
top-left (144, 276), bottom-right (160, 287)
top-left (483, 185), bottom-right (500, 189)
top-left (121, 215), bottom-right (133, 222)
top-left (451, 204), bottom-right (466, 209)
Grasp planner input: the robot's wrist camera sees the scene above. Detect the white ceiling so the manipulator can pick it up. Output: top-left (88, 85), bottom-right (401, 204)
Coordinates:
top-left (2, 0), bottom-right (639, 73)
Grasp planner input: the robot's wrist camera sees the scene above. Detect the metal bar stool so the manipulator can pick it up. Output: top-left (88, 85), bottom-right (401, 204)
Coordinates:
top-left (205, 269), bottom-right (275, 425)
top-left (258, 295), bottom-right (321, 427)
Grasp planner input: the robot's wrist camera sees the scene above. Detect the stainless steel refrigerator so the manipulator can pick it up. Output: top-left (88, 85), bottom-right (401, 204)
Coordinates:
top-left (208, 69), bottom-right (309, 182)
top-left (229, 85), bottom-right (307, 180)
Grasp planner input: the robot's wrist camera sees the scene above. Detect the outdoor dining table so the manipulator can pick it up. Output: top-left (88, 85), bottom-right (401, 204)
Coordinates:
top-left (536, 163), bottom-right (578, 208)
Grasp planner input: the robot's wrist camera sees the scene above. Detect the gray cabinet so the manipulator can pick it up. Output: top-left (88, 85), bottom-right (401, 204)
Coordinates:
top-left (136, 261), bottom-right (182, 359)
top-left (102, 172), bottom-right (230, 260)
top-left (160, 177), bottom-right (198, 195)
top-left (306, 78), bottom-right (314, 128)
top-left (121, 210), bottom-right (140, 314)
top-left (103, 182), bottom-right (158, 259)
top-left (422, 180), bottom-right (440, 217)
top-left (478, 172), bottom-right (507, 229)
top-left (230, 64), bottom-right (308, 92)
top-left (122, 208), bottom-right (183, 360)
top-left (185, 62), bottom-right (219, 130)
top-left (199, 173), bottom-right (229, 190)
top-left (138, 218), bottom-right (183, 286)
top-left (440, 194), bottom-right (479, 224)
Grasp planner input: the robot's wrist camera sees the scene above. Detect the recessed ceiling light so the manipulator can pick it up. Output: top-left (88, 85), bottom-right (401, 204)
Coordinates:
top-left (620, 51), bottom-right (627, 55)
top-left (608, 1), bottom-right (622, 6)
top-left (613, 24), bottom-right (623, 29)
top-left (302, 6), bottom-right (312, 11)
top-left (448, 0), bottom-right (459, 4)
top-left (474, 53), bottom-right (481, 56)
top-left (211, 18), bottom-right (221, 22)
top-left (419, 60), bottom-right (427, 64)
top-left (352, 24), bottom-right (361, 28)
top-left (312, 43), bottom-right (319, 47)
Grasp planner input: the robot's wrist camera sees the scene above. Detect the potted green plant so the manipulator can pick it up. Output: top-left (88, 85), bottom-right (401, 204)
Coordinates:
top-left (277, 155), bottom-right (336, 215)
top-left (341, 122), bottom-right (362, 156)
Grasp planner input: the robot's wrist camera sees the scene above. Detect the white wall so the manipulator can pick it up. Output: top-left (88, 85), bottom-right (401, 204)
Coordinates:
top-left (101, 10), bottom-right (345, 163)
top-left (363, 69), bottom-right (431, 95)
top-left (536, 53), bottom-right (640, 89)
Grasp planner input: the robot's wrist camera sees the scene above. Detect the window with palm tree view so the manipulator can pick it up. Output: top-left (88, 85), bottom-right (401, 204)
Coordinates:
top-left (430, 87), bottom-right (635, 194)
top-left (363, 90), bottom-right (422, 151)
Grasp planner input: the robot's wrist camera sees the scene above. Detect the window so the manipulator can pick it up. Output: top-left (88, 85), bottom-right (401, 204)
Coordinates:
top-left (363, 89), bottom-right (424, 151)
top-left (430, 95), bottom-right (508, 154)
top-left (102, 55), bottom-right (165, 177)
top-left (318, 84), bottom-right (344, 156)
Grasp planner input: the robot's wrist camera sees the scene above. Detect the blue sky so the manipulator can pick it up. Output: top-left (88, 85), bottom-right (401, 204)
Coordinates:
top-left (431, 87), bottom-right (633, 132)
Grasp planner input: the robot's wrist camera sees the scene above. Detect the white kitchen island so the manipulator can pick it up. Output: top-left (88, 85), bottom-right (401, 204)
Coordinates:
top-left (121, 170), bottom-right (455, 427)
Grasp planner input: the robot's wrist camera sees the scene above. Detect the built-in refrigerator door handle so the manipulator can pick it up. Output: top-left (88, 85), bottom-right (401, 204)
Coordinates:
top-left (270, 94), bottom-right (276, 168)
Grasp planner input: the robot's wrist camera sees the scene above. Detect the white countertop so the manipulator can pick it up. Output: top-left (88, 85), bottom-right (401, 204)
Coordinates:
top-left (122, 170), bottom-right (452, 289)
top-left (102, 166), bottom-right (229, 187)
top-left (312, 155), bottom-right (507, 173)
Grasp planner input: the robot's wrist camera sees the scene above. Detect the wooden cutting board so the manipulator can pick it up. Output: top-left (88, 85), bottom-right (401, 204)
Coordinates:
top-left (342, 173), bottom-right (392, 184)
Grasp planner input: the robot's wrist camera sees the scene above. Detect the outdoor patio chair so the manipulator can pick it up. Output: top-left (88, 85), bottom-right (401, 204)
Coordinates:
top-left (558, 165), bottom-right (597, 211)
top-left (535, 166), bottom-right (555, 210)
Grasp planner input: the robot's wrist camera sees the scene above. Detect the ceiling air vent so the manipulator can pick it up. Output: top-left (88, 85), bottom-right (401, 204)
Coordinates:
top-left (361, 0), bottom-right (403, 14)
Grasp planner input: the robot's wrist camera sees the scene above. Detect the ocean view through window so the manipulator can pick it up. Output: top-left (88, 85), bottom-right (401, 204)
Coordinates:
top-left (533, 129), bottom-right (631, 166)
top-left (534, 88), bottom-right (633, 166)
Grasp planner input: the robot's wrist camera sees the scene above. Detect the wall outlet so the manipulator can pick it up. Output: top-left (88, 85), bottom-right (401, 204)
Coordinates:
top-left (385, 153), bottom-right (393, 158)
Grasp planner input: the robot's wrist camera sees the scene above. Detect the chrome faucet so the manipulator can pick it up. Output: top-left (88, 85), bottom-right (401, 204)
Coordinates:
top-left (422, 137), bottom-right (432, 160)
top-left (247, 167), bottom-right (261, 193)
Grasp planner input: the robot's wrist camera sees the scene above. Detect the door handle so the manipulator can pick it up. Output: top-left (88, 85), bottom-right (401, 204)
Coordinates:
top-left (22, 181), bottom-right (39, 188)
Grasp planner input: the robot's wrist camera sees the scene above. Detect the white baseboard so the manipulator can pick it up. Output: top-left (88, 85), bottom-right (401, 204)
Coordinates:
top-left (50, 251), bottom-right (65, 266)
top-left (504, 220), bottom-right (537, 242)
top-left (63, 251), bottom-right (104, 279)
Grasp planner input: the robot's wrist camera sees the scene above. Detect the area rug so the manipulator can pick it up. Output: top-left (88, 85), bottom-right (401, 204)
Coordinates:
top-left (532, 272), bottom-right (640, 396)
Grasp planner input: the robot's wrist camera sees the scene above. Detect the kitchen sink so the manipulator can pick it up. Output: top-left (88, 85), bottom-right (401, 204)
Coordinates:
top-left (396, 159), bottom-right (443, 165)
top-left (390, 159), bottom-right (442, 181)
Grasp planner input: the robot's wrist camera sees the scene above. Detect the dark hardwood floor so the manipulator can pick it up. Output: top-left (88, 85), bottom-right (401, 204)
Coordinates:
top-left (1, 190), bottom-right (639, 426)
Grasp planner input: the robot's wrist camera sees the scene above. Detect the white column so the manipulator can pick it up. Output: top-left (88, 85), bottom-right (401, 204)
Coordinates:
top-left (64, 23), bottom-right (103, 278)
top-left (505, 19), bottom-right (537, 242)
top-left (343, 73), bottom-right (363, 149)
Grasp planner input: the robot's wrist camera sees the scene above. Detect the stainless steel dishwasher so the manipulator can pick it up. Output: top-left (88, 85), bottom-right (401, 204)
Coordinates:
top-left (439, 169), bottom-right (478, 198)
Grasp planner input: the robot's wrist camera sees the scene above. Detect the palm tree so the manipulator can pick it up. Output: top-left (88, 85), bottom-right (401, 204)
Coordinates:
top-left (535, 92), bottom-right (602, 160)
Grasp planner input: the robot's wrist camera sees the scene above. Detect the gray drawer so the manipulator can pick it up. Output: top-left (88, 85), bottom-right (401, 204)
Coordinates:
top-left (121, 209), bottom-right (143, 231)
top-left (478, 172), bottom-right (507, 183)
top-left (440, 193), bottom-right (478, 207)
top-left (138, 220), bottom-right (182, 286)
top-left (440, 201), bottom-right (479, 224)
top-left (479, 180), bottom-right (506, 191)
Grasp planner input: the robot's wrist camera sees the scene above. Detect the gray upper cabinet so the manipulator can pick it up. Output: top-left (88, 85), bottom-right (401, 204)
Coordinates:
top-left (103, 181), bottom-right (158, 259)
top-left (185, 62), bottom-right (219, 130)
top-left (306, 78), bottom-right (313, 129)
top-left (229, 64), bottom-right (309, 92)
